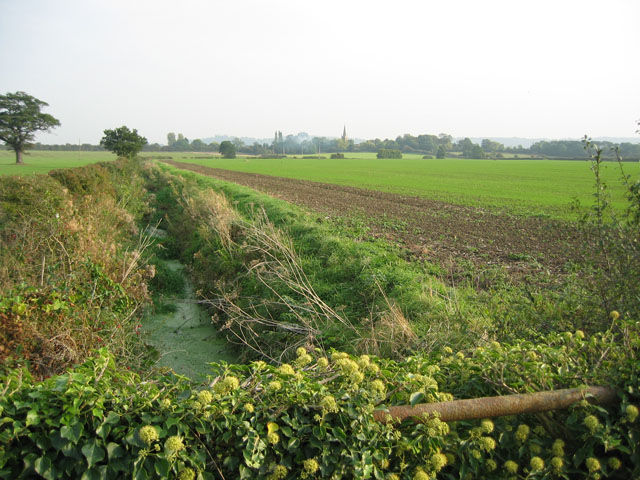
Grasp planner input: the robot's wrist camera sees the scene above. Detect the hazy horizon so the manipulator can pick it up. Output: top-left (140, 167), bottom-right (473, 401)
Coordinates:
top-left (1, 0), bottom-right (638, 145)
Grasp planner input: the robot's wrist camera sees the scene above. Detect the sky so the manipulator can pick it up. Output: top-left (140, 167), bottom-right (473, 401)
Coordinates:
top-left (1, 0), bottom-right (639, 145)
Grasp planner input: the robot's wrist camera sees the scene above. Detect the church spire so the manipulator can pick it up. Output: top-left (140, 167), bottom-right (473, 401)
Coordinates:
top-left (341, 125), bottom-right (347, 142)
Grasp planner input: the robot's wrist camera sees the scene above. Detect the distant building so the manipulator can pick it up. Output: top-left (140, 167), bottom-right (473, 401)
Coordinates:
top-left (341, 126), bottom-right (348, 142)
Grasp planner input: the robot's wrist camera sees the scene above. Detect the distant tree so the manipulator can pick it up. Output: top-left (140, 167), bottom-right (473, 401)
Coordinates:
top-left (191, 139), bottom-right (205, 151)
top-left (0, 91), bottom-right (61, 164)
top-left (436, 145), bottom-right (446, 159)
top-left (219, 140), bottom-right (236, 158)
top-left (100, 126), bottom-right (147, 158)
top-left (470, 144), bottom-right (485, 159)
top-left (167, 132), bottom-right (176, 147)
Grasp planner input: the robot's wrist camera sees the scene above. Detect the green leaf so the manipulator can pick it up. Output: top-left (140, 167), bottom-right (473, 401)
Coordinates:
top-left (80, 468), bottom-right (101, 480)
top-left (410, 392), bottom-right (425, 407)
top-left (26, 410), bottom-right (40, 427)
top-left (61, 422), bottom-right (84, 444)
top-left (106, 442), bottom-right (124, 460)
top-left (154, 458), bottom-right (170, 477)
top-left (34, 456), bottom-right (55, 480)
top-left (82, 439), bottom-right (105, 468)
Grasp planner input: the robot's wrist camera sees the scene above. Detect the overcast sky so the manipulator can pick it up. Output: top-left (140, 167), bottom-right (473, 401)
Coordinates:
top-left (1, 0), bottom-right (639, 145)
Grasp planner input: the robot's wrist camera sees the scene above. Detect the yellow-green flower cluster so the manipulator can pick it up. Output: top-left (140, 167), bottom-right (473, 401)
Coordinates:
top-left (504, 460), bottom-right (518, 474)
top-left (551, 439), bottom-right (565, 457)
top-left (530, 457), bottom-right (544, 471)
top-left (165, 435), bottom-right (185, 453)
top-left (480, 419), bottom-right (494, 434)
top-left (197, 390), bottom-right (213, 405)
top-left (585, 457), bottom-right (601, 473)
top-left (479, 436), bottom-right (496, 452)
top-left (268, 380), bottom-right (282, 392)
top-left (178, 468), bottom-right (195, 480)
top-left (268, 432), bottom-right (280, 444)
top-left (486, 459), bottom-right (497, 472)
top-left (371, 379), bottom-right (386, 397)
top-left (303, 459), bottom-right (319, 475)
top-left (320, 395), bottom-right (339, 414)
top-left (267, 465), bottom-right (288, 480)
top-left (413, 469), bottom-right (430, 480)
top-left (386, 474), bottom-right (400, 480)
top-left (550, 456), bottom-right (564, 474)
top-left (335, 357), bottom-right (364, 383)
top-left (159, 398), bottom-right (171, 410)
top-left (213, 376), bottom-right (240, 395)
top-left (317, 357), bottom-right (329, 369)
top-left (583, 415), bottom-right (600, 433)
top-left (138, 425), bottom-right (159, 445)
top-left (430, 452), bottom-right (448, 472)
top-left (626, 404), bottom-right (638, 422)
top-left (295, 352), bottom-right (312, 367)
top-left (278, 364), bottom-right (295, 376)
top-left (515, 424), bottom-right (530, 442)
top-left (608, 457), bottom-right (621, 470)
top-left (244, 403), bottom-right (255, 413)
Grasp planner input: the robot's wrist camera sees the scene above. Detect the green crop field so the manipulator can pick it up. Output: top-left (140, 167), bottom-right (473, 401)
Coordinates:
top-left (156, 152), bottom-right (640, 219)
top-left (0, 150), bottom-right (116, 176)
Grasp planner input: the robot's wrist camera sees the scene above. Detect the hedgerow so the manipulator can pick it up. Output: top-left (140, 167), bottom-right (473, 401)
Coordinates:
top-left (1, 320), bottom-right (638, 479)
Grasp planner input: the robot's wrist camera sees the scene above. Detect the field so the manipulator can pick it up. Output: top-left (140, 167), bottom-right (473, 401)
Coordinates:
top-left (146, 152), bottom-right (640, 219)
top-left (1, 156), bottom-right (639, 478)
top-left (0, 149), bottom-right (116, 176)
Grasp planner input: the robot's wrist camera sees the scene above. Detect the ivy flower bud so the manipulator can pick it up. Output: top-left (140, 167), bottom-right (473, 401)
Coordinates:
top-left (585, 457), bottom-right (601, 473)
top-left (609, 310), bottom-right (620, 320)
top-left (303, 459), bottom-right (319, 475)
top-left (583, 415), bottom-right (600, 433)
top-left (317, 357), bottom-right (329, 368)
top-left (320, 395), bottom-right (339, 414)
top-left (197, 390), bottom-right (213, 405)
top-left (479, 436), bottom-right (496, 452)
top-left (530, 457), bottom-right (544, 471)
top-left (551, 439), bottom-right (565, 457)
top-left (430, 452), bottom-right (448, 471)
top-left (504, 460), bottom-right (518, 474)
top-left (138, 426), bottom-right (159, 445)
top-left (178, 468), bottom-right (195, 480)
top-left (296, 346), bottom-right (307, 357)
top-left (550, 456), bottom-right (563, 473)
top-left (267, 432), bottom-right (280, 444)
top-left (165, 436), bottom-right (185, 453)
top-left (486, 459), bottom-right (497, 472)
top-left (626, 404), bottom-right (638, 422)
top-left (278, 364), bottom-right (295, 375)
top-left (480, 419), bottom-right (494, 434)
top-left (607, 457), bottom-right (621, 470)
top-left (413, 471), bottom-right (430, 480)
top-left (515, 424), bottom-right (530, 442)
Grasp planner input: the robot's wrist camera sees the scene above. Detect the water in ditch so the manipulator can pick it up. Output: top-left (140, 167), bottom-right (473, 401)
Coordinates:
top-left (142, 259), bottom-right (237, 381)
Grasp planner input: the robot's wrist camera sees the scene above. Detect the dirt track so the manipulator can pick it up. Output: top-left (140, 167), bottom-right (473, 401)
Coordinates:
top-left (165, 160), bottom-right (582, 282)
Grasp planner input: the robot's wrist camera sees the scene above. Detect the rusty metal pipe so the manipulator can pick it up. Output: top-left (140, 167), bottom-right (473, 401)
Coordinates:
top-left (373, 386), bottom-right (618, 424)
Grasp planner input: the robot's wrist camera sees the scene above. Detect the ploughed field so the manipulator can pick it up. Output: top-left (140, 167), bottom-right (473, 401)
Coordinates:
top-left (165, 160), bottom-right (582, 281)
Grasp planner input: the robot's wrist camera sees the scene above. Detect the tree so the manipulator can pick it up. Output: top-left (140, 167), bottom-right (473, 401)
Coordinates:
top-left (436, 145), bottom-right (446, 159)
top-left (100, 126), bottom-right (147, 159)
top-left (219, 140), bottom-right (236, 158)
top-left (0, 91), bottom-right (61, 164)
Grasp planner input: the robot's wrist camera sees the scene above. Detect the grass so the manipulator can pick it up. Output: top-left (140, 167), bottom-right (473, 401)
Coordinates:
top-left (157, 152), bottom-right (640, 219)
top-left (0, 149), bottom-right (116, 176)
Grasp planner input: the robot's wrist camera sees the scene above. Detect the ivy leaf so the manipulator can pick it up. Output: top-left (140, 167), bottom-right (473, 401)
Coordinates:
top-left (61, 422), bottom-right (84, 444)
top-left (410, 392), bottom-right (425, 407)
top-left (82, 438), bottom-right (105, 468)
top-left (34, 456), bottom-right (55, 480)
top-left (26, 410), bottom-right (40, 427)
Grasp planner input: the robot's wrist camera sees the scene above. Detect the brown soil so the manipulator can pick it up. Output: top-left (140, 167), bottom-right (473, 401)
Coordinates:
top-left (164, 160), bottom-right (583, 283)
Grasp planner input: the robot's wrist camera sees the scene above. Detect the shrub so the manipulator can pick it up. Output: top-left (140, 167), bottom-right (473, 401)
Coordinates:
top-left (376, 149), bottom-right (402, 159)
top-left (330, 153), bottom-right (344, 159)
